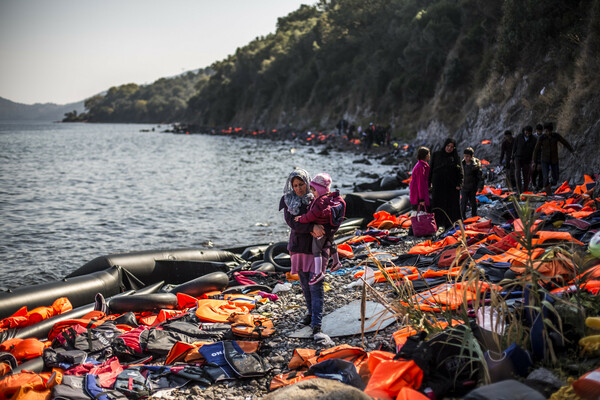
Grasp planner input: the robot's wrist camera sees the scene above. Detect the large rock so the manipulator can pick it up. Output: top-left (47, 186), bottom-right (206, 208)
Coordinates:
top-left (263, 378), bottom-right (371, 400)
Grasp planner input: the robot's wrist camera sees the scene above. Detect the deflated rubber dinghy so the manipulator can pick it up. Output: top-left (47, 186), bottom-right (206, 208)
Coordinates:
top-left (3, 281), bottom-right (165, 342)
top-left (344, 189), bottom-right (409, 219)
top-left (107, 271), bottom-right (230, 314)
top-left (375, 195), bottom-right (411, 215)
top-left (0, 266), bottom-right (126, 320)
top-left (66, 248), bottom-right (240, 285)
top-left (0, 248), bottom-right (239, 320)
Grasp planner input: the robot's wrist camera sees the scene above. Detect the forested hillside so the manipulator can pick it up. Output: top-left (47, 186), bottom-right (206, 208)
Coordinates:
top-left (80, 0), bottom-right (599, 178)
top-left (73, 69), bottom-right (212, 123)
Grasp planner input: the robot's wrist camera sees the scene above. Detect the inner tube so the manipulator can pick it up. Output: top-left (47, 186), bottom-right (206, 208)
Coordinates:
top-left (108, 293), bottom-right (178, 314)
top-left (0, 266), bottom-right (124, 320)
top-left (263, 242), bottom-right (291, 272)
top-left (66, 248), bottom-right (240, 285)
top-left (168, 271), bottom-right (229, 297)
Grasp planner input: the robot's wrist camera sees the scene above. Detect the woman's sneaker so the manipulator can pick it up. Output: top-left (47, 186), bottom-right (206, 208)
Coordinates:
top-left (309, 272), bottom-right (325, 285)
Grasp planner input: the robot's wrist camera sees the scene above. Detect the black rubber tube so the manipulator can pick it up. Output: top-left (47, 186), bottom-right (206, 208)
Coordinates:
top-left (263, 242), bottom-right (291, 272)
top-left (0, 266), bottom-right (124, 320)
top-left (344, 190), bottom-right (409, 219)
top-left (376, 195), bottom-right (411, 215)
top-left (66, 248), bottom-right (239, 285)
top-left (168, 271), bottom-right (229, 297)
top-left (10, 356), bottom-right (45, 375)
top-left (7, 281), bottom-right (164, 341)
top-left (108, 293), bottom-right (178, 314)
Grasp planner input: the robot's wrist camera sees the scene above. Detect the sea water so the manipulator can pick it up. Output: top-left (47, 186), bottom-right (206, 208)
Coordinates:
top-left (0, 122), bottom-right (390, 290)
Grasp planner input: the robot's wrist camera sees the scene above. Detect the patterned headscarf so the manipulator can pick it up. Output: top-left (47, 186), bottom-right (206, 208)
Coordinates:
top-left (283, 168), bottom-right (314, 216)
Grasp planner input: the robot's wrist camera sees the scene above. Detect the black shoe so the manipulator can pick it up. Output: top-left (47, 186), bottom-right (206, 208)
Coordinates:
top-left (302, 314), bottom-right (312, 326)
top-left (312, 325), bottom-right (322, 334)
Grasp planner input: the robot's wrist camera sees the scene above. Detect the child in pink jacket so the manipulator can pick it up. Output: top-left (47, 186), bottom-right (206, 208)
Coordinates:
top-left (295, 173), bottom-right (346, 285)
top-left (409, 146), bottom-right (431, 211)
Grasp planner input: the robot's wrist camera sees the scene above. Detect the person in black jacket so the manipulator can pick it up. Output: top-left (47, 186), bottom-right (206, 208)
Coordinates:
top-left (530, 124), bottom-right (544, 190)
top-left (499, 130), bottom-right (516, 188)
top-left (532, 122), bottom-right (575, 194)
top-left (460, 147), bottom-right (484, 220)
top-left (429, 138), bottom-right (463, 229)
top-left (512, 125), bottom-right (537, 193)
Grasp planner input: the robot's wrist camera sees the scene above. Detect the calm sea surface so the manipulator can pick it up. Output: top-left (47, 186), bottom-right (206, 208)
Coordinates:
top-left (0, 122), bottom-right (388, 290)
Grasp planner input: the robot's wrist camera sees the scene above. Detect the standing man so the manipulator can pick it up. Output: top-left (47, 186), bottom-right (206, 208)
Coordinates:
top-left (512, 125), bottom-right (537, 193)
top-left (530, 124), bottom-right (544, 191)
top-left (499, 130), bottom-right (516, 188)
top-left (460, 147), bottom-right (484, 219)
top-left (533, 122), bottom-right (575, 194)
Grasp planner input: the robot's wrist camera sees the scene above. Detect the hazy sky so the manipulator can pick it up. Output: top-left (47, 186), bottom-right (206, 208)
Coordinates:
top-left (0, 0), bottom-right (309, 105)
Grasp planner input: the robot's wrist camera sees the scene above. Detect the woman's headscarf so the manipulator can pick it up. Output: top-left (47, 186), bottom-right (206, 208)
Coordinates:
top-left (283, 168), bottom-right (314, 216)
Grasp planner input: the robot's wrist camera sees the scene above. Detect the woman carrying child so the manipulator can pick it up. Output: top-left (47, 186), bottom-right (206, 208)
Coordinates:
top-left (279, 169), bottom-right (327, 335)
top-left (294, 173), bottom-right (346, 286)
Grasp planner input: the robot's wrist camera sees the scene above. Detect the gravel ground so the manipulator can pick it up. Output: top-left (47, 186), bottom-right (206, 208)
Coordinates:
top-left (148, 235), bottom-right (418, 399)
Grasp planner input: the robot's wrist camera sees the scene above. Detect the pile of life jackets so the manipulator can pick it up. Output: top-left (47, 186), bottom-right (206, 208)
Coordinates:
top-left (0, 287), bottom-right (277, 399)
top-left (304, 175), bottom-right (599, 399)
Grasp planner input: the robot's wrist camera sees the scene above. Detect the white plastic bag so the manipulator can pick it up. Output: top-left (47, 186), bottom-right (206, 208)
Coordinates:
top-left (345, 266), bottom-right (375, 289)
top-left (272, 282), bottom-right (292, 294)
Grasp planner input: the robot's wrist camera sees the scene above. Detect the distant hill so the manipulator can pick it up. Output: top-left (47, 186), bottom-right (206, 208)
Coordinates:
top-left (0, 96), bottom-right (85, 121)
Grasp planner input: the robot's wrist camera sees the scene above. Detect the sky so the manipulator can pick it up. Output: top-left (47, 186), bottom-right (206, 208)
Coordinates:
top-left (0, 0), bottom-right (310, 105)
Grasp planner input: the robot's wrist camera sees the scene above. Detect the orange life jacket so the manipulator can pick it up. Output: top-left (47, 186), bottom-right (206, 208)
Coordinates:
top-left (228, 313), bottom-right (275, 339)
top-left (408, 236), bottom-right (458, 255)
top-left (47, 310), bottom-right (109, 342)
top-left (0, 298), bottom-right (72, 332)
top-left (354, 266), bottom-right (418, 283)
top-left (337, 243), bottom-right (354, 259)
top-left (0, 338), bottom-right (45, 362)
top-left (554, 181), bottom-right (571, 194)
top-left (364, 358), bottom-right (423, 399)
top-left (573, 175), bottom-right (596, 195)
top-left (407, 281), bottom-right (497, 312)
top-left (137, 309), bottom-right (185, 326)
top-left (0, 370), bottom-right (61, 400)
top-left (346, 235), bottom-right (380, 245)
top-left (510, 252), bottom-right (576, 283)
top-left (269, 370), bottom-right (315, 391)
top-left (533, 231), bottom-right (584, 246)
top-left (165, 340), bottom-right (261, 365)
top-left (194, 299), bottom-right (251, 323)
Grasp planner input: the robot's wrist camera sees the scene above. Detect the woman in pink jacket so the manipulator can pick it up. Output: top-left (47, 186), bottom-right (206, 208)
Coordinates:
top-left (409, 146), bottom-right (431, 211)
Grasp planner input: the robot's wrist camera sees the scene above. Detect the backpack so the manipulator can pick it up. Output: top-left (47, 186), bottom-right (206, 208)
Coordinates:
top-left (113, 367), bottom-right (152, 399)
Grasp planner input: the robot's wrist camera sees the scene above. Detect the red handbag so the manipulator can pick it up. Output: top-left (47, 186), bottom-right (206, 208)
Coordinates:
top-left (410, 207), bottom-right (437, 236)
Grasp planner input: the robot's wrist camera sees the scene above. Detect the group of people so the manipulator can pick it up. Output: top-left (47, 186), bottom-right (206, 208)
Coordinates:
top-left (500, 122), bottom-right (574, 194)
top-left (409, 138), bottom-right (484, 229)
